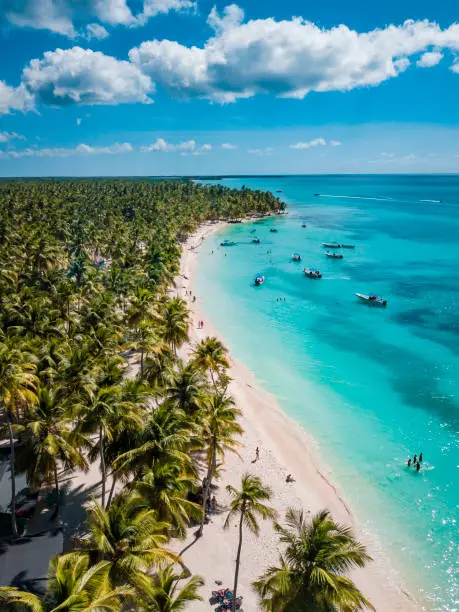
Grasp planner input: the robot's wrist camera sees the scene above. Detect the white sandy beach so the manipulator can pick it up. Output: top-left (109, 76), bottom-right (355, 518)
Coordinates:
top-left (171, 221), bottom-right (420, 612)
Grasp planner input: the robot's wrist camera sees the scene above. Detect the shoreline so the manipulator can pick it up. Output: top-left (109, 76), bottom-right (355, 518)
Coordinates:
top-left (174, 221), bottom-right (420, 611)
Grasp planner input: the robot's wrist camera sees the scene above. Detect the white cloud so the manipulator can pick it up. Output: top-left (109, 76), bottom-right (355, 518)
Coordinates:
top-left (380, 152), bottom-right (395, 157)
top-left (140, 138), bottom-right (198, 152)
top-left (85, 23), bottom-right (109, 40)
top-left (450, 59), bottom-right (459, 74)
top-left (0, 141), bottom-right (132, 159)
top-left (129, 7), bottom-right (459, 102)
top-left (200, 143), bottom-right (212, 151)
top-left (330, 140), bottom-right (342, 146)
top-left (0, 131), bottom-right (26, 143)
top-left (0, 81), bottom-right (35, 115)
top-left (416, 51), bottom-right (444, 67)
top-left (22, 47), bottom-right (153, 106)
top-left (221, 142), bottom-right (238, 149)
top-left (290, 138), bottom-right (326, 149)
top-left (0, 0), bottom-right (196, 37)
top-left (248, 147), bottom-right (273, 155)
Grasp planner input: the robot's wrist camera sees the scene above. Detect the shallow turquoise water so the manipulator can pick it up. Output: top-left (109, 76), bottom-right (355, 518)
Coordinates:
top-left (196, 176), bottom-right (459, 611)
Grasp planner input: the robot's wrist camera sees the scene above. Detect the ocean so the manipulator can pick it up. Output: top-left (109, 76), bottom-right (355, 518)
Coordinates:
top-left (195, 175), bottom-right (459, 611)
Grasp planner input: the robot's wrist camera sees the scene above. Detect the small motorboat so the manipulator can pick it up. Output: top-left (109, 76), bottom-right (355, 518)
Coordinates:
top-left (356, 293), bottom-right (387, 307)
top-left (254, 274), bottom-right (265, 286)
top-left (341, 244), bottom-right (355, 249)
top-left (326, 251), bottom-right (343, 259)
top-left (276, 190), bottom-right (283, 193)
top-left (304, 268), bottom-right (322, 279)
top-left (252, 237), bottom-right (260, 244)
top-left (220, 239), bottom-right (236, 247)
top-left (301, 223), bottom-right (307, 228)
top-left (314, 193), bottom-right (320, 196)
top-left (270, 228), bottom-right (278, 233)
top-left (292, 253), bottom-right (301, 262)
top-left (322, 242), bottom-right (341, 249)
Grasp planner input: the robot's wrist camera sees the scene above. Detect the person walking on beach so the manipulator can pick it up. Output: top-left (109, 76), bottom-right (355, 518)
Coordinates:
top-left (255, 446), bottom-right (260, 461)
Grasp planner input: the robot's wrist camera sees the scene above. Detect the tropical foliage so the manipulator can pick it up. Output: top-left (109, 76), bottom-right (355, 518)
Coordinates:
top-left (253, 508), bottom-right (375, 611)
top-left (0, 179), bottom-right (281, 607)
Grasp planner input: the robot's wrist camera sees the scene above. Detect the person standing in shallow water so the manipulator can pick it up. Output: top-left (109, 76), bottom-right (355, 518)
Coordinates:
top-left (413, 454), bottom-right (417, 464)
top-left (419, 452), bottom-right (423, 462)
top-left (407, 458), bottom-right (412, 467)
top-left (416, 461), bottom-right (421, 472)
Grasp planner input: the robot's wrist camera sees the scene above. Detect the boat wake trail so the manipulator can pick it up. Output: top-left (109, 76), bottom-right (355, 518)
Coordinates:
top-left (419, 199), bottom-right (441, 203)
top-left (317, 194), bottom-right (394, 202)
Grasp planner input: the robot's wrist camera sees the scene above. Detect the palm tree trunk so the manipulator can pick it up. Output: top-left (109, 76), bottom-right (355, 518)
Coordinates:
top-left (140, 347), bottom-right (144, 376)
top-left (232, 512), bottom-right (244, 611)
top-left (6, 413), bottom-right (18, 538)
top-left (106, 473), bottom-right (117, 509)
top-left (99, 425), bottom-right (106, 507)
top-left (53, 460), bottom-right (60, 518)
top-left (198, 439), bottom-right (216, 537)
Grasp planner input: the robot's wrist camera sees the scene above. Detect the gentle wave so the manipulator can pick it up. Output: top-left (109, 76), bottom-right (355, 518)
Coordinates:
top-left (317, 194), bottom-right (394, 202)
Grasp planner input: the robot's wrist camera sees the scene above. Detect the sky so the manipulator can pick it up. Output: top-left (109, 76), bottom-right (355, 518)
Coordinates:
top-left (0, 0), bottom-right (459, 176)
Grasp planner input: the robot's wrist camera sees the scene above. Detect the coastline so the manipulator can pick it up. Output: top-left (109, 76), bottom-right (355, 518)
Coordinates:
top-left (174, 221), bottom-right (420, 611)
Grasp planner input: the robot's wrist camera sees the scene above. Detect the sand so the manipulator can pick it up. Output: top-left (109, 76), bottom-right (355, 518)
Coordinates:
top-left (170, 221), bottom-right (420, 611)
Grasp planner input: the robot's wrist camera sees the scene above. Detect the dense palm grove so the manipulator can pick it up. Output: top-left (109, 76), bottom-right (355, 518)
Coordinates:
top-left (0, 180), bottom-right (373, 611)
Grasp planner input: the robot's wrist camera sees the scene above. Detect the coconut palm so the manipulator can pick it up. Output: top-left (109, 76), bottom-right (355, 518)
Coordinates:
top-left (253, 508), bottom-right (375, 611)
top-left (0, 552), bottom-right (132, 611)
top-left (191, 337), bottom-right (229, 389)
top-left (15, 386), bottom-right (89, 518)
top-left (144, 565), bottom-right (204, 611)
top-left (82, 385), bottom-right (144, 507)
top-left (224, 474), bottom-right (276, 611)
top-left (164, 364), bottom-right (207, 418)
top-left (158, 297), bottom-right (190, 353)
top-left (0, 341), bottom-right (39, 536)
top-left (133, 457), bottom-right (202, 538)
top-left (198, 392), bottom-right (242, 537)
top-left (74, 495), bottom-right (178, 595)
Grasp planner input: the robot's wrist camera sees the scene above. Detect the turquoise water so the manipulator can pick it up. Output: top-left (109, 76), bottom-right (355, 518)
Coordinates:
top-left (196, 176), bottom-right (459, 611)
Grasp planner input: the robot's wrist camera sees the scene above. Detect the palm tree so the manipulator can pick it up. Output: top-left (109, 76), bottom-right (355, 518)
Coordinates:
top-left (164, 364), bottom-right (207, 418)
top-left (145, 565), bottom-right (204, 611)
top-left (133, 457), bottom-right (202, 538)
top-left (253, 508), bottom-right (375, 611)
top-left (191, 337), bottom-right (229, 389)
top-left (198, 392), bottom-right (242, 537)
top-left (224, 474), bottom-right (276, 611)
top-left (0, 341), bottom-right (39, 536)
top-left (0, 552), bottom-right (132, 610)
top-left (158, 297), bottom-right (190, 353)
top-left (82, 385), bottom-right (144, 507)
top-left (74, 495), bottom-right (178, 595)
top-left (16, 386), bottom-right (89, 518)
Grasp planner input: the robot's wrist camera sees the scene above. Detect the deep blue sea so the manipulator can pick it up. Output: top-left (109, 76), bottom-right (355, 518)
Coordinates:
top-left (196, 176), bottom-right (459, 611)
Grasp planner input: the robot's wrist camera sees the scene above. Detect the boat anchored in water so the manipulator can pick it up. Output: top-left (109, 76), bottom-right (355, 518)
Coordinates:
top-left (322, 242), bottom-right (341, 249)
top-left (254, 273), bottom-right (265, 286)
top-left (270, 228), bottom-right (278, 233)
top-left (304, 268), bottom-right (322, 279)
top-left (301, 223), bottom-right (307, 228)
top-left (220, 239), bottom-right (236, 247)
top-left (252, 237), bottom-right (260, 244)
top-left (341, 244), bottom-right (355, 249)
top-left (292, 253), bottom-right (301, 262)
top-left (356, 293), bottom-right (387, 307)
top-left (325, 251), bottom-right (343, 259)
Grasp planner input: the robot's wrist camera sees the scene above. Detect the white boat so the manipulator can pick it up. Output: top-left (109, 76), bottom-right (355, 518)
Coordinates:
top-left (252, 237), bottom-right (260, 244)
top-left (325, 251), bottom-right (343, 259)
top-left (220, 239), bottom-right (236, 247)
top-left (292, 253), bottom-right (301, 262)
top-left (322, 242), bottom-right (341, 248)
top-left (270, 228), bottom-right (278, 233)
top-left (304, 268), bottom-right (322, 279)
top-left (356, 293), bottom-right (387, 307)
top-left (254, 274), bottom-right (265, 286)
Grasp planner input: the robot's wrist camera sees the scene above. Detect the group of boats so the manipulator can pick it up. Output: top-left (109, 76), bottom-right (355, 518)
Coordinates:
top-left (251, 230), bottom-right (387, 306)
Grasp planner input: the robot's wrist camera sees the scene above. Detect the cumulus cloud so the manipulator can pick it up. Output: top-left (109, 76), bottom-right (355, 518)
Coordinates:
top-left (330, 140), bottom-right (342, 146)
top-left (0, 81), bottom-right (35, 115)
top-left (416, 51), bottom-right (444, 67)
top-left (129, 6), bottom-right (459, 102)
top-left (140, 138), bottom-right (198, 152)
top-left (221, 142), bottom-right (238, 149)
top-left (22, 47), bottom-right (153, 106)
top-left (0, 141), bottom-right (132, 159)
top-left (290, 138), bottom-right (326, 150)
top-left (450, 59), bottom-right (459, 74)
top-left (0, 131), bottom-right (26, 143)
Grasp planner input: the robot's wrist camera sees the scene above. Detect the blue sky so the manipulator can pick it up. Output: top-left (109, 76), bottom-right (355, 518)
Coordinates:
top-left (0, 0), bottom-right (458, 175)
